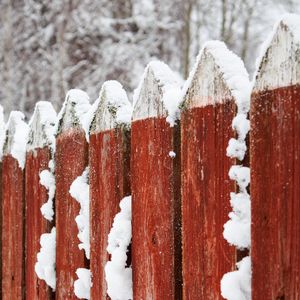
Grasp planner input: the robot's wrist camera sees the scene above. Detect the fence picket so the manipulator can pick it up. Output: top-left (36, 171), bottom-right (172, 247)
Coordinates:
top-left (55, 90), bottom-right (90, 299)
top-left (180, 42), bottom-right (245, 299)
top-left (131, 62), bottom-right (182, 299)
top-left (89, 81), bottom-right (132, 299)
top-left (251, 16), bottom-right (300, 299)
top-left (25, 102), bottom-right (56, 299)
top-left (2, 112), bottom-right (28, 299)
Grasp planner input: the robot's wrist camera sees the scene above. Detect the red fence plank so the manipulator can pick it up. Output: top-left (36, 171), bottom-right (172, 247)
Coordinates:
top-left (89, 81), bottom-right (131, 299)
top-left (55, 91), bottom-right (90, 299)
top-left (251, 18), bottom-right (300, 299)
top-left (25, 101), bottom-right (56, 299)
top-left (131, 62), bottom-right (182, 299)
top-left (2, 112), bottom-right (28, 300)
top-left (181, 43), bottom-right (239, 299)
top-left (25, 148), bottom-right (53, 299)
top-left (0, 105), bottom-right (5, 297)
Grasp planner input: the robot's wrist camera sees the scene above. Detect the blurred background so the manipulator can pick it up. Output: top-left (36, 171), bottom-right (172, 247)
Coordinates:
top-left (0, 0), bottom-right (299, 118)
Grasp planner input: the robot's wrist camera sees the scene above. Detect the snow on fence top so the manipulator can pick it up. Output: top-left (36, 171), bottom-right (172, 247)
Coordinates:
top-left (181, 41), bottom-right (250, 113)
top-left (132, 61), bottom-right (181, 126)
top-left (27, 101), bottom-right (57, 152)
top-left (3, 111), bottom-right (29, 169)
top-left (253, 13), bottom-right (300, 92)
top-left (0, 105), bottom-right (6, 161)
top-left (56, 89), bottom-right (91, 135)
top-left (89, 80), bottom-right (132, 134)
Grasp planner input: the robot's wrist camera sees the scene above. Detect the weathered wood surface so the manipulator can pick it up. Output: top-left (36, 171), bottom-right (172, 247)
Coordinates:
top-left (90, 128), bottom-right (131, 299)
top-left (25, 148), bottom-right (53, 300)
top-left (251, 18), bottom-right (300, 300)
top-left (55, 91), bottom-right (90, 300)
top-left (2, 155), bottom-right (25, 300)
top-left (89, 81), bottom-right (131, 299)
top-left (131, 62), bottom-right (182, 299)
top-left (181, 43), bottom-right (238, 299)
top-left (2, 112), bottom-right (28, 300)
top-left (25, 101), bottom-right (56, 300)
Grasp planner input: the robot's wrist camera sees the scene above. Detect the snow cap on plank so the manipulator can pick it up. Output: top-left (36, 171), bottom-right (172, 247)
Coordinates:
top-left (57, 89), bottom-right (91, 135)
top-left (0, 105), bottom-right (6, 161)
top-left (3, 111), bottom-right (29, 169)
top-left (27, 101), bottom-right (57, 152)
top-left (132, 61), bottom-right (181, 126)
top-left (89, 80), bottom-right (132, 134)
top-left (253, 13), bottom-right (300, 92)
top-left (182, 41), bottom-right (250, 113)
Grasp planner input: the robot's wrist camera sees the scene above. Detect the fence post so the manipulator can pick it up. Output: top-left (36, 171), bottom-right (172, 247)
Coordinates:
top-left (25, 101), bottom-right (56, 299)
top-left (2, 112), bottom-right (29, 299)
top-left (181, 41), bottom-right (247, 299)
top-left (55, 90), bottom-right (90, 299)
top-left (89, 81), bottom-right (132, 299)
top-left (251, 16), bottom-right (300, 299)
top-left (131, 61), bottom-right (182, 299)
top-left (0, 105), bottom-right (5, 298)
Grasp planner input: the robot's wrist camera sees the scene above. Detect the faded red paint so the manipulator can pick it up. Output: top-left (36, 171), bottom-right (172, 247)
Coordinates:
top-left (131, 118), bottom-right (182, 299)
top-left (0, 164), bottom-right (2, 298)
top-left (25, 147), bottom-right (54, 299)
top-left (181, 101), bottom-right (236, 300)
top-left (89, 127), bottom-right (131, 299)
top-left (2, 155), bottom-right (25, 300)
top-left (251, 86), bottom-right (300, 299)
top-left (55, 128), bottom-right (88, 300)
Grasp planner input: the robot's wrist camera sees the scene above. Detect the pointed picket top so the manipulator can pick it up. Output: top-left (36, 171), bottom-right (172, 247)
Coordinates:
top-left (0, 105), bottom-right (6, 161)
top-left (253, 14), bottom-right (300, 93)
top-left (89, 80), bottom-right (132, 135)
top-left (132, 61), bottom-right (181, 126)
top-left (56, 89), bottom-right (91, 135)
top-left (182, 41), bottom-right (250, 113)
top-left (27, 101), bottom-right (57, 152)
top-left (3, 111), bottom-right (29, 169)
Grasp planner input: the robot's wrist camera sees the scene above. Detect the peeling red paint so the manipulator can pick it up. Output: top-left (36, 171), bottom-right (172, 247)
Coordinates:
top-left (2, 155), bottom-right (25, 300)
top-left (55, 128), bottom-right (88, 300)
top-left (181, 101), bottom-right (236, 300)
top-left (131, 118), bottom-right (182, 299)
top-left (25, 147), bottom-right (54, 299)
top-left (89, 127), bottom-right (131, 299)
top-left (251, 86), bottom-right (300, 299)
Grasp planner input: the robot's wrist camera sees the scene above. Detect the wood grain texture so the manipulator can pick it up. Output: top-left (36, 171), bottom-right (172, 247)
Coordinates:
top-left (55, 128), bottom-right (88, 300)
top-left (251, 86), bottom-right (300, 299)
top-left (181, 101), bottom-right (236, 300)
top-left (131, 118), bottom-right (182, 299)
top-left (2, 155), bottom-right (25, 300)
top-left (89, 127), bottom-right (131, 300)
top-left (25, 147), bottom-right (54, 300)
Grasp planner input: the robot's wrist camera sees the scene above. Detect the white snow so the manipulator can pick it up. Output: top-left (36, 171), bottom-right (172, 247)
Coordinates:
top-left (74, 268), bottom-right (91, 300)
top-left (39, 166), bottom-right (56, 221)
top-left (223, 192), bottom-right (251, 249)
top-left (133, 61), bottom-right (181, 126)
top-left (0, 105), bottom-right (5, 161)
top-left (182, 41), bottom-right (251, 114)
top-left (105, 196), bottom-right (132, 300)
top-left (57, 89), bottom-right (91, 137)
top-left (228, 165), bottom-right (250, 194)
top-left (27, 101), bottom-right (57, 152)
top-left (69, 167), bottom-right (90, 259)
top-left (4, 111), bottom-right (29, 169)
top-left (227, 139), bottom-right (247, 162)
top-left (35, 227), bottom-right (56, 291)
top-left (169, 151), bottom-right (176, 158)
top-left (221, 256), bottom-right (251, 300)
top-left (88, 80), bottom-right (133, 135)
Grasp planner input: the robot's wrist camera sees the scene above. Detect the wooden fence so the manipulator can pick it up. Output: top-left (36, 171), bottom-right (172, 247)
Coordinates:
top-left (0, 16), bottom-right (299, 300)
